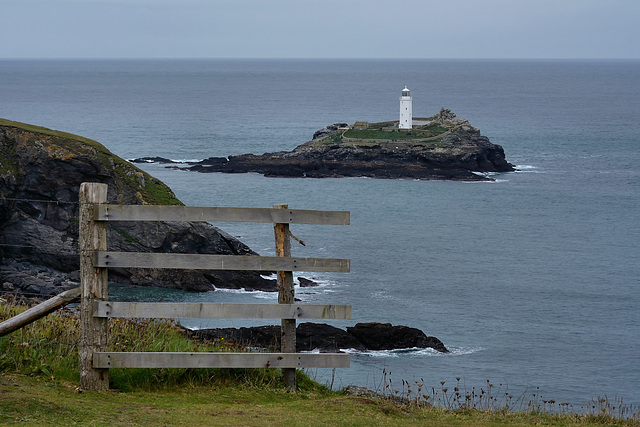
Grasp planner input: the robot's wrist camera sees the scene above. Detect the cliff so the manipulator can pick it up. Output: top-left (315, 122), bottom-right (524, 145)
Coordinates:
top-left (0, 119), bottom-right (275, 298)
top-left (139, 109), bottom-right (515, 181)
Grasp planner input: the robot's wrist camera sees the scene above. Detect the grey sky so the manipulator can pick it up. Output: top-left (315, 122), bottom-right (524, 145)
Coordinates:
top-left (2, 0), bottom-right (639, 59)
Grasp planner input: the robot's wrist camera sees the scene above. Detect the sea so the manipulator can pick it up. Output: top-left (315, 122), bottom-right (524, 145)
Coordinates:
top-left (1, 59), bottom-right (639, 407)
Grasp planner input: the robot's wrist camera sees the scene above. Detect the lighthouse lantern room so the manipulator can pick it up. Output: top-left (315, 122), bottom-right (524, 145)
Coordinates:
top-left (399, 86), bottom-right (412, 130)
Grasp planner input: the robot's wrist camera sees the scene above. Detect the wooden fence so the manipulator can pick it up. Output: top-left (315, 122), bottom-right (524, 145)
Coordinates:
top-left (79, 183), bottom-right (351, 391)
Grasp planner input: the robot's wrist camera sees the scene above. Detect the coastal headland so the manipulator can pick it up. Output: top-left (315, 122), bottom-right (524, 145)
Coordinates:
top-left (134, 109), bottom-right (515, 181)
top-left (0, 118), bottom-right (448, 353)
top-left (0, 118), bottom-right (275, 298)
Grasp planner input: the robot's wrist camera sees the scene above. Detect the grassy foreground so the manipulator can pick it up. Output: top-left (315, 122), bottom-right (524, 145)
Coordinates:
top-left (1, 303), bottom-right (638, 426)
top-left (4, 374), bottom-right (639, 426)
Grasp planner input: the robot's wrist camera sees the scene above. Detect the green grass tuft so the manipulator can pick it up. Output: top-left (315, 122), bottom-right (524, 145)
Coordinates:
top-left (0, 303), bottom-right (315, 392)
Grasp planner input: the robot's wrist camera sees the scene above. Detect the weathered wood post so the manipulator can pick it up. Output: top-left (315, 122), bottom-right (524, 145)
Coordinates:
top-left (79, 183), bottom-right (109, 391)
top-left (273, 203), bottom-right (296, 390)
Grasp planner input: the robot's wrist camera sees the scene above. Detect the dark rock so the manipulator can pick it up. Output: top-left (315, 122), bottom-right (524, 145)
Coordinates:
top-left (297, 277), bottom-right (319, 287)
top-left (191, 322), bottom-right (447, 353)
top-left (347, 322), bottom-right (449, 353)
top-left (0, 260), bottom-right (78, 297)
top-left (312, 123), bottom-right (349, 140)
top-left (296, 322), bottom-right (365, 352)
top-left (0, 121), bottom-right (276, 297)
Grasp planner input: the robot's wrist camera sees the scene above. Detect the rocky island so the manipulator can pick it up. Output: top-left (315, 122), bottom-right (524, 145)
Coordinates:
top-left (134, 109), bottom-right (515, 181)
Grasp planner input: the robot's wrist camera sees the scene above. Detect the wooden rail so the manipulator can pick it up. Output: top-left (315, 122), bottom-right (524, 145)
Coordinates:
top-left (78, 183), bottom-right (352, 392)
top-left (93, 352), bottom-right (350, 369)
top-left (93, 252), bottom-right (350, 272)
top-left (94, 205), bottom-right (350, 225)
top-left (93, 302), bottom-right (351, 320)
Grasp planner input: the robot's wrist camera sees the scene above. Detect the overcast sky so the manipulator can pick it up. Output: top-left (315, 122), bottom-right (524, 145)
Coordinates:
top-left (2, 0), bottom-right (639, 59)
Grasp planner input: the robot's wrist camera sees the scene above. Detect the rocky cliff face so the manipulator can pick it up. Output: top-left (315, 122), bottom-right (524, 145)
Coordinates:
top-left (153, 109), bottom-right (515, 181)
top-left (0, 119), bottom-right (275, 298)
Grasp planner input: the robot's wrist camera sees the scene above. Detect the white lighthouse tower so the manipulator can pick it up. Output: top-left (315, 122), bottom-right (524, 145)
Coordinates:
top-left (399, 86), bottom-right (412, 129)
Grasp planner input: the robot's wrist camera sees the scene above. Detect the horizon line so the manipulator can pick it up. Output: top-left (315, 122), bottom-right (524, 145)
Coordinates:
top-left (1, 57), bottom-right (639, 61)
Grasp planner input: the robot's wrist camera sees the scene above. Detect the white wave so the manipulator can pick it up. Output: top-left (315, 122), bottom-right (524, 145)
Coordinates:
top-left (468, 171), bottom-right (510, 183)
top-left (212, 273), bottom-right (338, 301)
top-left (170, 158), bottom-right (202, 163)
top-left (261, 273), bottom-right (340, 291)
top-left (465, 179), bottom-right (508, 184)
top-left (342, 346), bottom-right (483, 358)
top-left (211, 285), bottom-right (277, 299)
top-left (515, 164), bottom-right (545, 173)
top-left (447, 346), bottom-right (484, 356)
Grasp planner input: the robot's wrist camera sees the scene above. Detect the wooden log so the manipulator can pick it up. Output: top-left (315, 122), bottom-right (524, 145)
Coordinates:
top-left (274, 204), bottom-right (297, 390)
top-left (93, 205), bottom-right (350, 225)
top-left (93, 301), bottom-right (352, 320)
top-left (93, 352), bottom-right (350, 369)
top-left (93, 251), bottom-right (350, 273)
top-left (79, 182), bottom-right (109, 391)
top-left (0, 287), bottom-right (80, 337)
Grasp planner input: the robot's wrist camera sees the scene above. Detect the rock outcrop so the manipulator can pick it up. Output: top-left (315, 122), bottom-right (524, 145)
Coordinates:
top-left (0, 119), bottom-right (275, 297)
top-left (190, 322), bottom-right (449, 353)
top-left (135, 109), bottom-right (515, 181)
top-left (346, 322), bottom-right (449, 353)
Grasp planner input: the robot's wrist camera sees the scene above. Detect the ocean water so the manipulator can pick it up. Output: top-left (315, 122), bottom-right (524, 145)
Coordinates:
top-left (1, 59), bottom-right (639, 406)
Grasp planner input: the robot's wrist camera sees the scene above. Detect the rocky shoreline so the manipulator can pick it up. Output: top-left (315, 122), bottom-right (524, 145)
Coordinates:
top-left (133, 109), bottom-right (515, 181)
top-left (189, 322), bottom-right (449, 353)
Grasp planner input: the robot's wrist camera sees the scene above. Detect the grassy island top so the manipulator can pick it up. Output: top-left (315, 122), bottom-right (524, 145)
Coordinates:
top-left (314, 109), bottom-right (475, 146)
top-left (318, 121), bottom-right (450, 146)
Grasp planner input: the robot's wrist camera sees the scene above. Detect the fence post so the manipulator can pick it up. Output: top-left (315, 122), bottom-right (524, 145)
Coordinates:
top-left (273, 203), bottom-right (296, 390)
top-left (79, 182), bottom-right (109, 391)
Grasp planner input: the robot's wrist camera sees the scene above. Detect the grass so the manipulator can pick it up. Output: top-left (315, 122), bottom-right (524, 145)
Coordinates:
top-left (1, 302), bottom-right (639, 426)
top-left (2, 373), bottom-right (638, 426)
top-left (332, 122), bottom-right (449, 143)
top-left (343, 128), bottom-right (427, 141)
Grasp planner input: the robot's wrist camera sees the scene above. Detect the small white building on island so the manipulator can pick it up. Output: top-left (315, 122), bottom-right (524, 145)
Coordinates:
top-left (399, 86), bottom-right (412, 129)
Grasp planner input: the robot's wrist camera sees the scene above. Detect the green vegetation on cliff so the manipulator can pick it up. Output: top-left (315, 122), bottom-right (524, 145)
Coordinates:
top-left (0, 118), bottom-right (181, 206)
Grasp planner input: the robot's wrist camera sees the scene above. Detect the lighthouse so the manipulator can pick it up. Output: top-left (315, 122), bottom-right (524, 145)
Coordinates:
top-left (399, 86), bottom-right (412, 129)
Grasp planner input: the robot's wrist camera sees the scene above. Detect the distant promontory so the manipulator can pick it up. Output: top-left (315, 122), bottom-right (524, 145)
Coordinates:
top-left (133, 109), bottom-right (515, 181)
